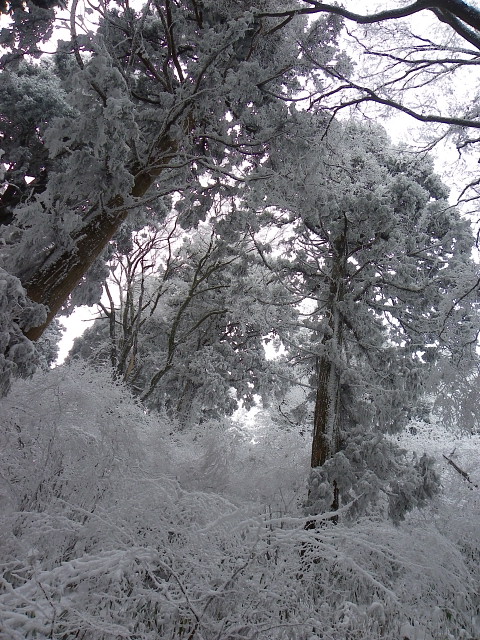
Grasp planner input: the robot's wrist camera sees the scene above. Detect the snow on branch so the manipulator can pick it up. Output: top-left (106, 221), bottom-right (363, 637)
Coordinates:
top-left (0, 268), bottom-right (46, 395)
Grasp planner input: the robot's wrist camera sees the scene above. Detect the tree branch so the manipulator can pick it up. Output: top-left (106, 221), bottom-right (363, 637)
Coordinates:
top-left (311, 71), bottom-right (480, 129)
top-left (443, 454), bottom-right (479, 487)
top-left (257, 1), bottom-right (480, 50)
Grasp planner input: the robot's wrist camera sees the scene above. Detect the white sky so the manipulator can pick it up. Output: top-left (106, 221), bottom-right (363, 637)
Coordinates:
top-left (57, 305), bottom-right (99, 363)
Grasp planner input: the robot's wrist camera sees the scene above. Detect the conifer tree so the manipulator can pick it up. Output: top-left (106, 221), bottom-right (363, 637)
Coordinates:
top-left (249, 114), bottom-right (480, 520)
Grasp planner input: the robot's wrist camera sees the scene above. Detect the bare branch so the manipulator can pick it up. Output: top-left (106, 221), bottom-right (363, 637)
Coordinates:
top-left (311, 69), bottom-right (480, 129)
top-left (443, 454), bottom-right (479, 487)
top-left (257, 1), bottom-right (480, 50)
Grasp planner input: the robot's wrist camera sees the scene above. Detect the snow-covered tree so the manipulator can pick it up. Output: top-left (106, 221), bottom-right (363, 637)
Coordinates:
top-left (70, 218), bottom-right (292, 424)
top-left (2, 0), bottom-right (480, 397)
top-left (248, 114), bottom-right (480, 520)
top-left (0, 0), bottom-right (345, 347)
top-left (425, 355), bottom-right (480, 433)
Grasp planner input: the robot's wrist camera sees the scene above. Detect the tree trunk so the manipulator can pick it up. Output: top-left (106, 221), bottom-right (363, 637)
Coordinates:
top-left (309, 231), bottom-right (347, 515)
top-left (24, 139), bottom-right (177, 342)
top-left (311, 354), bottom-right (341, 467)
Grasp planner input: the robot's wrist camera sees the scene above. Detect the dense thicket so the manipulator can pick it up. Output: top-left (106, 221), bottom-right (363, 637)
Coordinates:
top-left (0, 363), bottom-right (479, 639)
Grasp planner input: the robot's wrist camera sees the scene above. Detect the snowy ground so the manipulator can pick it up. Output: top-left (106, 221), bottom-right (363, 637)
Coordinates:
top-left (0, 364), bottom-right (479, 640)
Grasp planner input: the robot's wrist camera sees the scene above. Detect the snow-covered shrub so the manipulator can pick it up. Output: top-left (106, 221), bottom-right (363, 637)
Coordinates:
top-left (167, 411), bottom-right (310, 511)
top-left (0, 362), bottom-right (148, 569)
top-left (2, 500), bottom-right (479, 639)
top-left (1, 364), bottom-right (479, 640)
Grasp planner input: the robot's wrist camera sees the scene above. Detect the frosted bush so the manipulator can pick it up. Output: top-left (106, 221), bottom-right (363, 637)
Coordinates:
top-left (0, 364), bottom-right (479, 639)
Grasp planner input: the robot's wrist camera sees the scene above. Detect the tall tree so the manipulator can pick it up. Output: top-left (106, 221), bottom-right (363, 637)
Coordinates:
top-left (0, 0), bottom-right (344, 341)
top-left (249, 114), bottom-right (480, 520)
top-left (2, 0), bottom-right (480, 392)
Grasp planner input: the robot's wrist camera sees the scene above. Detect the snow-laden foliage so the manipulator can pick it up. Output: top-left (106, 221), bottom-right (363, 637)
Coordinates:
top-left (1, 364), bottom-right (479, 640)
top-left (424, 356), bottom-right (480, 434)
top-left (70, 221), bottom-right (293, 424)
top-left (0, 1), bottom-right (58, 65)
top-left (245, 115), bottom-right (479, 521)
top-left (0, 0), bottom-right (347, 337)
top-left (0, 267), bottom-right (45, 396)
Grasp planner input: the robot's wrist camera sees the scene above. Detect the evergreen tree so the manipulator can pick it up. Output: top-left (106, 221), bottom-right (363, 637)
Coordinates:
top-left (248, 114), bottom-right (480, 521)
top-left (2, 0), bottom-right (480, 392)
top-left (0, 0), bottom-right (344, 349)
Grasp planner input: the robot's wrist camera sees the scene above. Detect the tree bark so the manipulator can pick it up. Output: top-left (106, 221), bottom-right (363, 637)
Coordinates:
top-left (24, 139), bottom-right (177, 342)
top-left (310, 234), bottom-right (347, 467)
top-left (311, 354), bottom-right (341, 468)
top-left (309, 231), bottom-right (347, 516)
